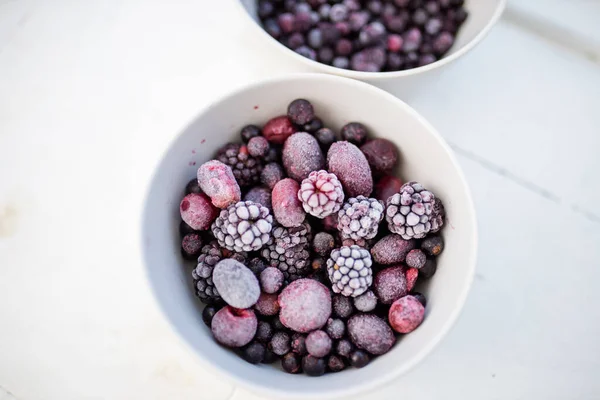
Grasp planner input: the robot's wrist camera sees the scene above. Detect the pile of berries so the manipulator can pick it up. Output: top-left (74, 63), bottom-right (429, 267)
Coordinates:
top-left (257, 0), bottom-right (468, 72)
top-left (178, 98), bottom-right (446, 376)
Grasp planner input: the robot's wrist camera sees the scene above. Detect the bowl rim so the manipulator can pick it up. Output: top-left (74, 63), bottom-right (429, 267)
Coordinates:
top-left (139, 73), bottom-right (478, 399)
top-left (232, 0), bottom-right (507, 81)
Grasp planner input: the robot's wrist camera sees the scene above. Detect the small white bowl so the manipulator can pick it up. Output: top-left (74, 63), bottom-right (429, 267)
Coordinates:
top-left (235, 0), bottom-right (506, 96)
top-left (140, 73), bottom-right (477, 399)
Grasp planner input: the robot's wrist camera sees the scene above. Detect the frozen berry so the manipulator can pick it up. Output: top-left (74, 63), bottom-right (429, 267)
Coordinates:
top-left (420, 257), bottom-right (437, 278)
top-left (202, 305), bottom-right (219, 327)
top-left (197, 160), bottom-right (241, 208)
top-left (433, 31), bottom-right (454, 55)
top-left (279, 279), bottom-right (332, 333)
top-left (269, 331), bottom-right (291, 355)
top-left (263, 116), bottom-right (297, 145)
top-left (282, 352), bottom-right (302, 373)
top-left (411, 292), bottom-right (427, 307)
top-left (332, 56), bottom-right (349, 69)
top-left (296, 45), bottom-right (317, 60)
top-left (283, 132), bottom-right (325, 181)
top-left (330, 3), bottom-right (349, 22)
top-left (278, 12), bottom-right (295, 34)
top-left (335, 339), bottom-right (354, 358)
top-left (313, 232), bottom-right (335, 256)
top-left (242, 341), bottom-right (266, 364)
top-left (247, 136), bottom-right (270, 158)
top-left (185, 178), bottom-right (202, 195)
top-left (179, 220), bottom-right (196, 236)
top-left (360, 139), bottom-right (399, 177)
top-left (213, 259), bottom-right (261, 309)
top-left (264, 18), bottom-right (281, 38)
top-left (288, 99), bottom-right (315, 126)
top-left (260, 267), bottom-right (284, 294)
top-left (327, 354), bottom-right (346, 372)
top-left (406, 249), bottom-right (426, 269)
top-left (349, 10), bottom-right (370, 31)
top-left (302, 355), bottom-right (326, 376)
top-left (240, 125), bottom-right (261, 143)
top-left (255, 320), bottom-right (274, 342)
top-left (341, 123), bottom-right (369, 146)
top-left (358, 22), bottom-right (386, 47)
top-left (291, 333), bottom-right (308, 355)
top-left (347, 314), bottom-right (395, 355)
top-left (371, 234), bottom-right (416, 264)
top-left (374, 175), bottom-right (403, 203)
top-left (335, 38), bottom-right (353, 56)
top-left (298, 170), bottom-right (344, 218)
top-left (353, 290), bottom-right (377, 312)
top-left (262, 349), bottom-right (278, 364)
top-left (374, 266), bottom-right (408, 304)
top-left (272, 178), bottom-right (306, 227)
top-left (327, 245), bottom-right (373, 297)
top-left (402, 27), bottom-right (422, 52)
top-left (248, 257), bottom-right (268, 276)
top-left (312, 257), bottom-right (326, 272)
top-left (327, 141), bottom-right (373, 197)
top-left (264, 147), bottom-right (281, 163)
top-left (326, 318), bottom-right (346, 339)
top-left (211, 306), bottom-right (257, 348)
top-left (244, 187), bottom-right (272, 211)
top-left (387, 33), bottom-right (404, 52)
top-left (261, 163), bottom-right (286, 189)
top-left (180, 193), bottom-right (219, 230)
top-left (272, 316), bottom-right (287, 331)
top-left (421, 235), bottom-right (444, 256)
top-left (306, 330), bottom-right (332, 357)
top-left (322, 213), bottom-right (339, 232)
top-left (404, 266), bottom-right (418, 292)
top-left (332, 295), bottom-right (354, 319)
top-left (389, 295), bottom-right (425, 333)
top-left (287, 32), bottom-right (305, 49)
top-left (349, 350), bottom-right (370, 368)
top-left (181, 233), bottom-right (203, 260)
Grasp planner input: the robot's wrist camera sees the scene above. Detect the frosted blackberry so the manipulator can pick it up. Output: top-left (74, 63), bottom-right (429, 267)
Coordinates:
top-left (386, 181), bottom-right (441, 240)
top-left (327, 245), bottom-right (373, 297)
top-left (261, 223), bottom-right (312, 281)
top-left (192, 241), bottom-right (246, 303)
top-left (298, 170), bottom-right (344, 218)
top-left (337, 196), bottom-right (384, 241)
top-left (211, 201), bottom-right (273, 252)
top-left (216, 143), bottom-right (263, 187)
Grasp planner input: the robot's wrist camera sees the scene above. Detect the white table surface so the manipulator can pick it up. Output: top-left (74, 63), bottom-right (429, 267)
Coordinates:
top-left (1, 1), bottom-right (599, 399)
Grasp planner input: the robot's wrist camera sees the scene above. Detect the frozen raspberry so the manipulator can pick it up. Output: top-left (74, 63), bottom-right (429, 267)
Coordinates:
top-left (212, 258), bottom-right (261, 309)
top-left (248, 136), bottom-right (270, 158)
top-left (240, 124), bottom-right (261, 142)
top-left (306, 330), bottom-right (332, 357)
top-left (420, 257), bottom-right (437, 278)
top-left (332, 295), bottom-right (354, 319)
top-left (313, 232), bottom-right (335, 257)
top-left (404, 266), bottom-right (418, 292)
top-left (327, 141), bottom-right (373, 197)
top-left (325, 318), bottom-right (346, 339)
top-left (374, 175), bottom-right (403, 203)
top-left (302, 355), bottom-right (326, 376)
top-left (255, 292), bottom-right (281, 316)
top-left (181, 233), bottom-right (203, 260)
top-left (211, 306), bottom-right (257, 348)
top-left (269, 331), bottom-right (291, 356)
top-left (347, 314), bottom-right (395, 355)
top-left (389, 295), bottom-right (425, 333)
top-left (327, 354), bottom-right (346, 372)
top-left (353, 290), bottom-right (377, 312)
top-left (287, 99), bottom-right (315, 126)
top-left (341, 123), bottom-right (368, 146)
top-left (260, 267), bottom-right (284, 294)
top-left (421, 234), bottom-right (444, 256)
top-left (261, 163), bottom-right (285, 189)
top-left (283, 132), bottom-right (325, 181)
top-left (371, 234), bottom-right (416, 264)
top-left (180, 193), bottom-right (219, 231)
top-left (406, 249), bottom-right (426, 269)
top-left (197, 160), bottom-right (241, 208)
top-left (291, 333), bottom-right (308, 355)
top-left (298, 170), bottom-right (344, 218)
top-left (263, 115), bottom-right (297, 144)
top-left (185, 178), bottom-right (202, 195)
top-left (244, 186), bottom-right (272, 211)
top-left (279, 279), bottom-right (332, 333)
top-left (322, 213), bottom-right (339, 232)
top-left (282, 352), bottom-right (302, 373)
top-left (272, 178), bottom-right (306, 227)
top-left (360, 139), bottom-right (399, 177)
top-left (373, 266), bottom-right (407, 304)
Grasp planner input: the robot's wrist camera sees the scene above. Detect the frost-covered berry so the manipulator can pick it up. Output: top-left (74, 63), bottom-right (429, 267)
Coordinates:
top-left (406, 249), bottom-right (427, 269)
top-left (283, 132), bottom-right (325, 181)
top-left (337, 196), bottom-right (384, 241)
top-left (327, 245), bottom-right (373, 297)
top-left (327, 354), bottom-right (346, 372)
top-left (247, 136), bottom-right (270, 158)
top-left (325, 318), bottom-right (346, 339)
top-left (260, 267), bottom-right (284, 294)
top-left (327, 141), bottom-right (373, 197)
top-left (421, 235), bottom-right (444, 256)
top-left (254, 292), bottom-right (281, 316)
top-left (389, 295), bottom-right (425, 333)
top-left (287, 99), bottom-right (315, 125)
top-left (386, 181), bottom-right (442, 239)
top-left (272, 178), bottom-right (306, 228)
top-left (269, 331), bottom-right (291, 356)
top-left (197, 160), bottom-right (241, 208)
top-left (336, 339), bottom-right (354, 358)
top-left (180, 193), bottom-right (219, 230)
top-left (298, 170), bottom-right (344, 218)
top-left (332, 294), bottom-right (354, 318)
top-left (360, 138), bottom-right (399, 177)
top-left (282, 352), bottom-right (302, 373)
top-left (306, 330), bottom-right (332, 357)
top-left (278, 279), bottom-right (332, 332)
top-left (347, 314), bottom-right (395, 355)
top-left (261, 163), bottom-right (285, 189)
top-left (373, 266), bottom-right (407, 304)
top-left (244, 186), bottom-right (272, 211)
top-left (263, 115), bottom-right (297, 144)
top-left (313, 232), bottom-right (335, 257)
top-left (211, 201), bottom-right (273, 252)
top-left (302, 355), bottom-right (326, 376)
top-left (211, 306), bottom-right (257, 348)
top-left (371, 234), bottom-right (416, 264)
top-left (353, 290), bottom-right (377, 312)
top-left (213, 258), bottom-right (261, 309)
top-left (291, 333), bottom-right (308, 355)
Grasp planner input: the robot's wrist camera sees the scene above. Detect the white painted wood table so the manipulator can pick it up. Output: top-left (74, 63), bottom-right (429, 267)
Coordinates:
top-left (1, 1), bottom-right (599, 399)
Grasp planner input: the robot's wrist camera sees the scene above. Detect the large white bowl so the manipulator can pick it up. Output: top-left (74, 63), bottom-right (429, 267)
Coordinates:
top-left (235, 0), bottom-right (506, 96)
top-left (140, 73), bottom-right (477, 399)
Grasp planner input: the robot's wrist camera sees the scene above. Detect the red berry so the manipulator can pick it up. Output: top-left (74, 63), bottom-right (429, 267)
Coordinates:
top-left (389, 295), bottom-right (425, 333)
top-left (360, 138), bottom-right (399, 177)
top-left (272, 178), bottom-right (306, 228)
top-left (211, 306), bottom-right (257, 348)
top-left (374, 175), bottom-right (403, 203)
top-left (197, 160), bottom-right (241, 208)
top-left (373, 266), bottom-right (408, 304)
top-left (371, 234), bottom-right (416, 264)
top-left (263, 115), bottom-right (297, 144)
top-left (327, 141), bottom-right (373, 197)
top-left (279, 279), bottom-right (332, 333)
top-left (283, 132), bottom-right (325, 181)
top-left (179, 193), bottom-right (218, 230)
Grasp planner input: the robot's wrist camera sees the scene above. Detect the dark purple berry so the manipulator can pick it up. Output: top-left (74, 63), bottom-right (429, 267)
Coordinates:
top-left (332, 295), bottom-right (354, 318)
top-left (261, 162), bottom-right (285, 189)
top-left (307, 28), bottom-right (323, 48)
top-left (319, 22), bottom-right (341, 44)
top-left (418, 54), bottom-right (437, 66)
top-left (348, 11), bottom-right (370, 32)
top-left (315, 127), bottom-right (336, 149)
top-left (433, 31), bottom-right (454, 55)
top-left (352, 47), bottom-right (386, 72)
top-left (247, 136), bottom-right (270, 158)
top-left (264, 18), bottom-right (281, 38)
top-left (421, 235), bottom-right (444, 256)
top-left (283, 0), bottom-right (295, 12)
top-left (350, 350), bottom-right (370, 368)
top-left (366, 0), bottom-right (383, 14)
top-left (412, 8), bottom-right (428, 25)
top-left (318, 3), bottom-right (331, 18)
top-left (302, 355), bottom-right (326, 376)
top-left (358, 22), bottom-right (386, 47)
top-left (327, 355), bottom-right (346, 372)
top-left (291, 333), bottom-right (308, 355)
top-left (406, 249), bottom-right (427, 269)
top-left (326, 318), bottom-right (346, 339)
top-left (288, 99), bottom-right (315, 126)
top-left (181, 233), bottom-right (203, 260)
top-left (179, 220), bottom-right (196, 237)
top-left (255, 320), bottom-right (274, 342)
top-left (382, 3), bottom-right (397, 17)
top-left (341, 122), bottom-right (368, 145)
top-left (287, 32), bottom-right (305, 49)
top-left (318, 47), bottom-right (334, 64)
top-left (240, 124), bottom-right (261, 143)
top-left (420, 257), bottom-right (437, 278)
top-left (303, 117), bottom-right (323, 133)
top-left (272, 316), bottom-right (287, 331)
top-left (185, 179), bottom-right (202, 195)
top-left (294, 11), bottom-right (314, 32)
top-left (335, 21), bottom-right (351, 35)
top-left (242, 341), bottom-right (266, 364)
top-left (411, 291), bottom-right (427, 307)
top-left (425, 1), bottom-right (440, 14)
top-left (278, 13), bottom-right (295, 34)
top-left (335, 38), bottom-right (353, 56)
top-left (394, 0), bottom-right (410, 6)
top-left (343, 0), bottom-right (361, 11)
top-left (248, 257), bottom-right (268, 276)
top-left (405, 51), bottom-right (419, 68)
top-left (332, 56), bottom-right (349, 69)
top-left (269, 331), bottom-right (291, 356)
top-left (330, 4), bottom-right (349, 22)
top-left (295, 45), bottom-right (317, 60)
top-left (453, 8), bottom-right (468, 24)
top-left (335, 339), bottom-right (354, 358)
top-left (402, 27), bottom-right (422, 53)
top-left (262, 349), bottom-right (278, 364)
top-left (264, 146), bottom-right (281, 163)
top-left (282, 352), bottom-right (302, 373)
top-left (439, 0), bottom-right (452, 8)
top-left (258, 0), bottom-right (274, 18)
top-left (294, 3), bottom-right (311, 14)
top-left (386, 53), bottom-right (404, 70)
top-left (425, 17), bottom-right (443, 35)
top-left (202, 305), bottom-right (219, 327)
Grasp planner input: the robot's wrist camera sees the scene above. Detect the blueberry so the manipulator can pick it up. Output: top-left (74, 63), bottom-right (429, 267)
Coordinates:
top-left (425, 1), bottom-right (440, 14)
top-left (307, 28), bottom-right (323, 48)
top-left (287, 32), bottom-right (305, 49)
top-left (283, 0), bottom-right (296, 11)
top-left (294, 11), bottom-right (314, 32)
top-left (411, 291), bottom-right (427, 307)
top-left (269, 331), bottom-right (291, 356)
top-left (332, 295), bottom-right (354, 318)
top-left (318, 47), bottom-right (334, 64)
top-left (185, 178), bottom-right (202, 195)
top-left (348, 11), bottom-right (370, 32)
top-left (402, 27), bottom-right (422, 53)
top-left (358, 21), bottom-right (386, 47)
top-left (405, 51), bottom-right (419, 68)
top-left (350, 350), bottom-right (370, 368)
top-left (386, 52), bottom-right (404, 70)
top-left (240, 124), bottom-right (261, 143)
top-left (179, 220), bottom-right (196, 237)
top-left (278, 13), bottom-right (295, 34)
top-left (202, 305), bottom-right (219, 327)
top-left (258, 0), bottom-right (274, 18)
top-left (433, 31), bottom-right (454, 54)
top-left (326, 318), bottom-right (346, 339)
top-left (263, 18), bottom-right (281, 38)
top-left (318, 22), bottom-right (341, 45)
top-left (335, 339), bottom-right (354, 358)
top-left (302, 355), bottom-right (326, 376)
top-left (425, 17), bottom-right (443, 35)
top-left (264, 147), bottom-right (281, 163)
top-left (421, 235), bottom-right (444, 256)
top-left (341, 122), bottom-right (369, 145)
top-left (384, 15), bottom-right (407, 33)
top-left (288, 99), bottom-right (315, 126)
top-left (443, 19), bottom-right (458, 34)
top-left (255, 320), bottom-right (274, 342)
top-left (366, 0), bottom-right (383, 14)
top-left (381, 3), bottom-right (397, 17)
top-left (351, 47), bottom-right (386, 72)
top-left (262, 349), bottom-right (279, 364)
top-left (334, 39), bottom-right (352, 56)
top-left (303, 116), bottom-right (323, 133)
top-left (452, 8), bottom-right (468, 24)
top-left (412, 8), bottom-right (428, 25)
top-left (330, 4), bottom-right (348, 22)
top-left (282, 352), bottom-right (302, 373)
top-left (327, 355), bottom-right (346, 372)
top-left (242, 341), bottom-right (266, 364)
top-left (272, 316), bottom-right (287, 331)
top-left (332, 56), bottom-right (349, 69)
top-left (420, 257), bottom-right (437, 278)
top-left (418, 53), bottom-right (437, 66)
top-left (181, 233), bottom-right (203, 260)
top-left (295, 45), bottom-right (317, 60)
top-left (318, 3), bottom-right (331, 18)
top-left (294, 3), bottom-right (311, 14)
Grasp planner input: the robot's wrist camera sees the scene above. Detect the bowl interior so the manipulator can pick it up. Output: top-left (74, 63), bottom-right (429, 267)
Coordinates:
top-left (238, 0), bottom-right (504, 76)
top-left (141, 74), bottom-right (476, 398)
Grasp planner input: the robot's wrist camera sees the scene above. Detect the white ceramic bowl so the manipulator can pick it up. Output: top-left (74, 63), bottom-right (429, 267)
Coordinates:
top-left (235, 0), bottom-right (506, 96)
top-left (141, 73), bottom-right (477, 399)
